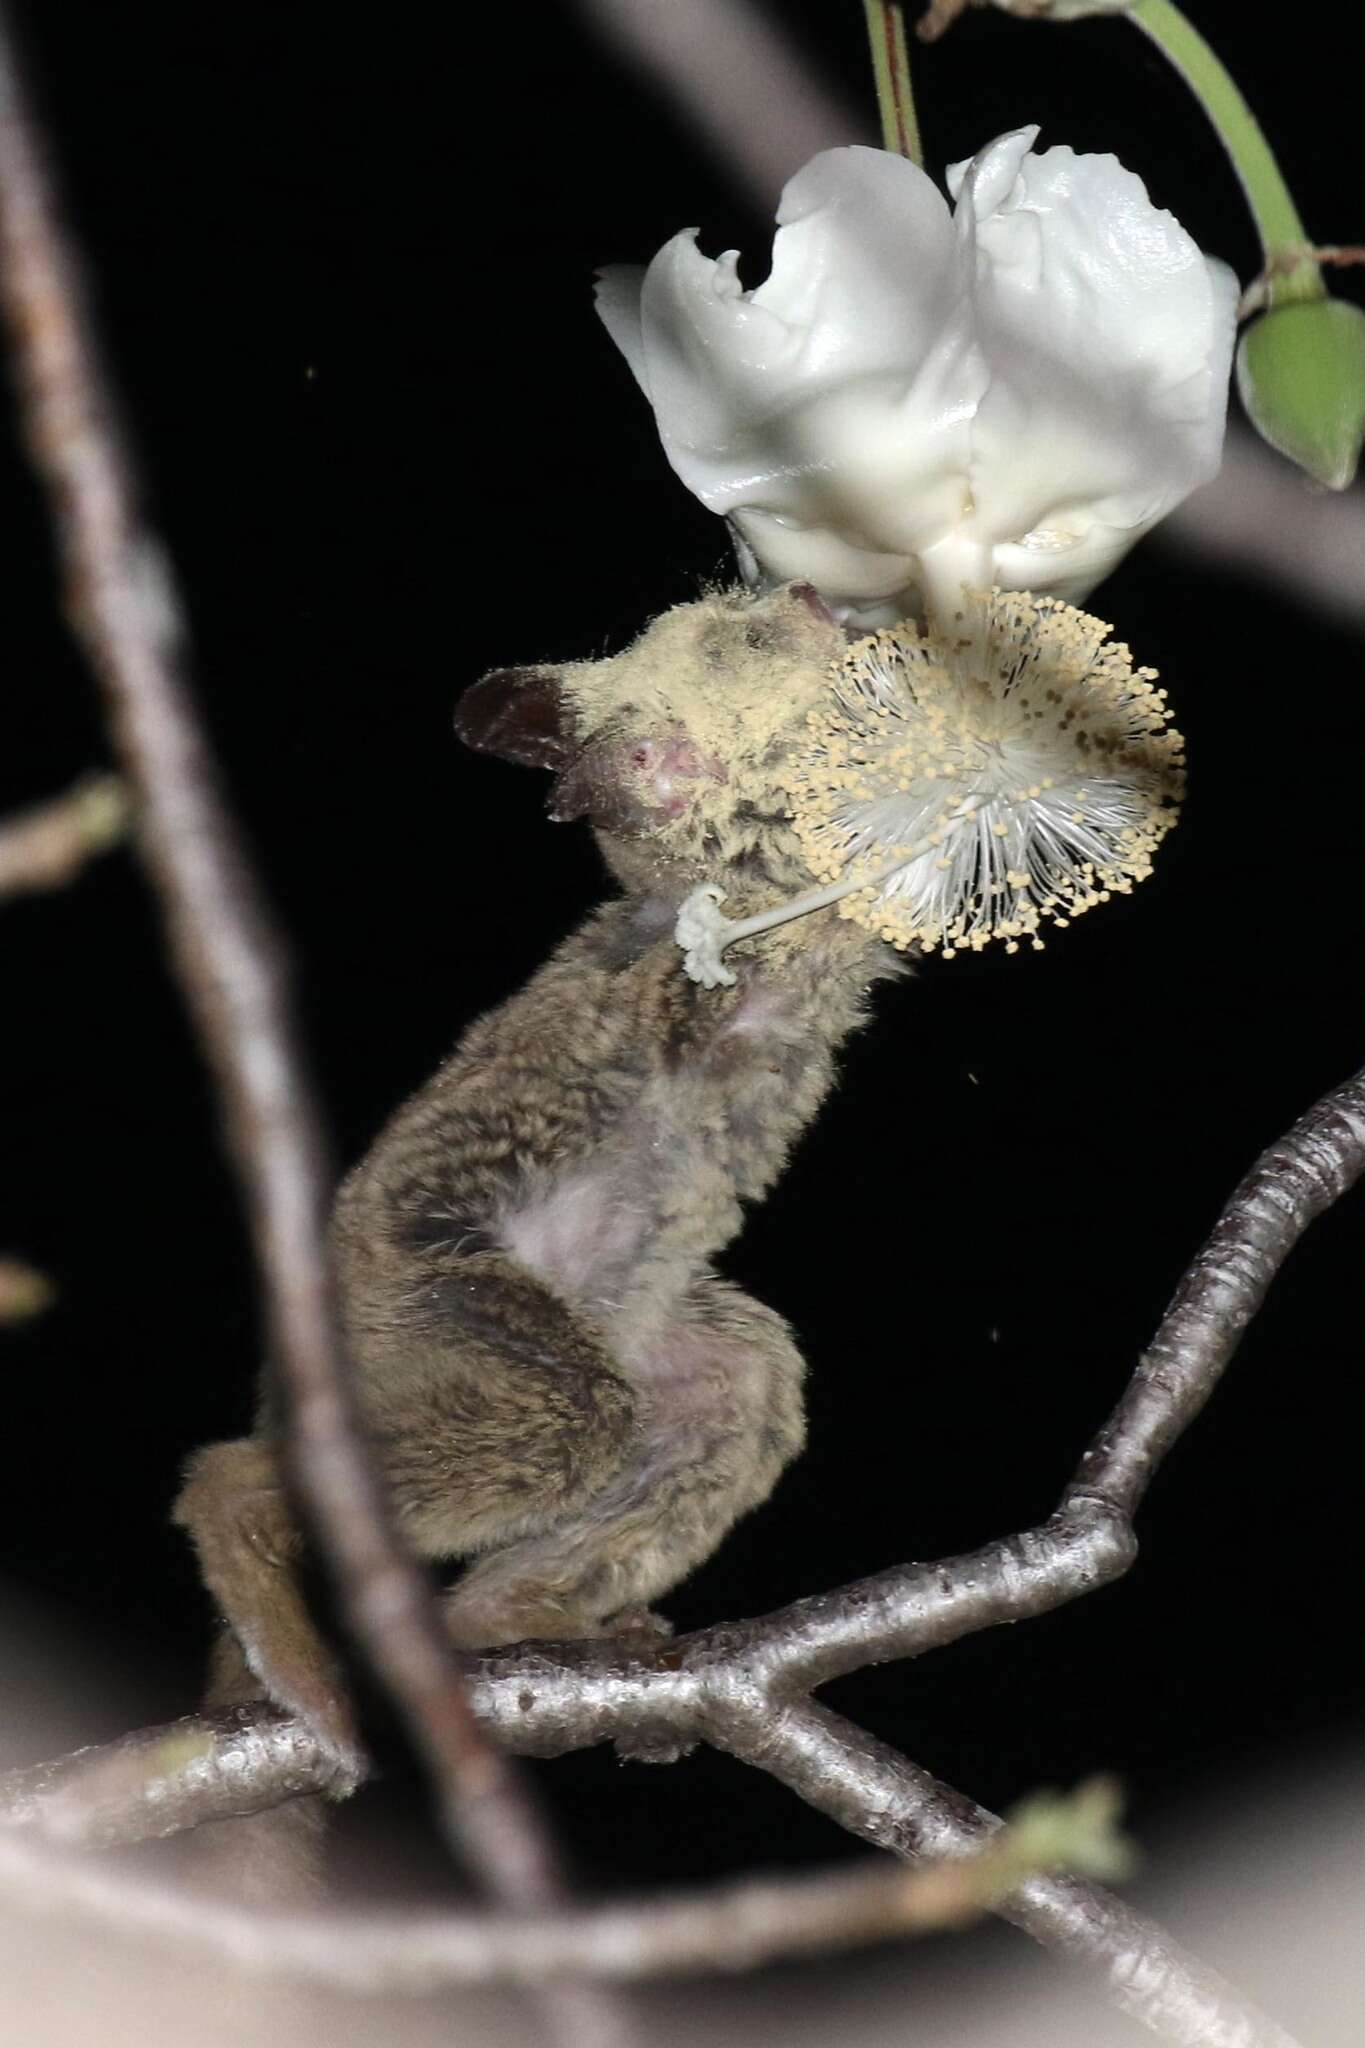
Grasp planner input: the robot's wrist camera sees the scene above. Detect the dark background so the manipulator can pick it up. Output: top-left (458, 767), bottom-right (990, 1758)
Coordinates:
top-left (2, 0), bottom-right (1363, 1901)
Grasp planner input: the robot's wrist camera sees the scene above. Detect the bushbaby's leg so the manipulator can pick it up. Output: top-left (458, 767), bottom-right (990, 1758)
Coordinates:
top-left (176, 1258), bottom-right (639, 1737)
top-left (173, 1435), bottom-right (361, 1767)
top-left (348, 1251), bottom-right (640, 1561)
top-left (441, 1275), bottom-right (806, 1648)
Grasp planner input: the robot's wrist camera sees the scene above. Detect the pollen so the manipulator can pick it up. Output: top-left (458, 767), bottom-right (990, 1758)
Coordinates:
top-left (780, 590), bottom-right (1185, 958)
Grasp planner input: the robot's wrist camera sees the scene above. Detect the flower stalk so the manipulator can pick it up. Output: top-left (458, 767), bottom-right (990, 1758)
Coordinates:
top-left (1129, 0), bottom-right (1317, 309)
top-left (862, 1), bottom-right (923, 166)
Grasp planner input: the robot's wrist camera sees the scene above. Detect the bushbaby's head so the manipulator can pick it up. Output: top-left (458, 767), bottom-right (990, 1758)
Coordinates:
top-left (455, 583), bottom-right (846, 899)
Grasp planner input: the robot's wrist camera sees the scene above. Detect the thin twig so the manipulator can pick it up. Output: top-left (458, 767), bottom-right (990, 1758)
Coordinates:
top-left (0, 773), bottom-right (127, 901)
top-left (0, 1255), bottom-right (53, 1321)
top-left (0, 19), bottom-right (623, 2048)
top-left (862, 2), bottom-right (924, 163)
top-left (0, 1784), bottom-right (1128, 1990)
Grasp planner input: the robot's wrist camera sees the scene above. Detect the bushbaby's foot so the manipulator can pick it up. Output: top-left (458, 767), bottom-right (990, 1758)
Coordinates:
top-left (177, 1439), bottom-right (366, 1779)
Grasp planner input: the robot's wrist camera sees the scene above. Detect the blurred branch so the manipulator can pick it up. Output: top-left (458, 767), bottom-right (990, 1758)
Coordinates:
top-left (574, 0), bottom-right (871, 211)
top-left (0, 18), bottom-right (626, 2048)
top-left (1162, 427), bottom-right (1365, 628)
top-left (916, 0), bottom-right (976, 40)
top-left (0, 773), bottom-right (127, 901)
top-left (0, 1255), bottom-right (53, 1322)
top-left (0, 1781), bottom-right (1130, 1989)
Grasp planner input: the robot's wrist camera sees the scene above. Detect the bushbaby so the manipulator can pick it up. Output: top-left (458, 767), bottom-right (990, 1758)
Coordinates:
top-left (175, 580), bottom-right (900, 1772)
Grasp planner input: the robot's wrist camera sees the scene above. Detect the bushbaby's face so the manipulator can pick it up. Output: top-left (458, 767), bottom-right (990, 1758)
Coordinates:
top-left (456, 584), bottom-right (848, 900)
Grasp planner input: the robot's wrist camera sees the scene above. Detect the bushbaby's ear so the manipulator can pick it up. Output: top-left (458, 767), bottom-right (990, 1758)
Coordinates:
top-left (453, 666), bottom-right (577, 771)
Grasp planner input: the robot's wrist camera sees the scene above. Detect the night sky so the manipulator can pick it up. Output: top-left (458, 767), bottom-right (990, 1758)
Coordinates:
top-left (2, 0), bottom-right (1364, 1911)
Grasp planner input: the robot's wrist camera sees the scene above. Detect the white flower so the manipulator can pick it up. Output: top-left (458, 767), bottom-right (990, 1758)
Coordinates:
top-left (598, 129), bottom-right (1237, 627)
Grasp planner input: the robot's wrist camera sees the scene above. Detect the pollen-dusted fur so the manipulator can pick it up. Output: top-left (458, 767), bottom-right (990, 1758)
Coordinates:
top-left (173, 582), bottom-right (901, 1889)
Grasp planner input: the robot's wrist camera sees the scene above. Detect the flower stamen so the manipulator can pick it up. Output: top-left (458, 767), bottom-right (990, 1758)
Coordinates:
top-left (675, 592), bottom-right (1183, 986)
top-left (782, 590), bottom-right (1185, 958)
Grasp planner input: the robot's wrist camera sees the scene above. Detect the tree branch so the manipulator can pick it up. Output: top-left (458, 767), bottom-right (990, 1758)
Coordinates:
top-left (1068, 1062), bottom-right (1365, 1517)
top-left (0, 1711), bottom-right (338, 1848)
top-left (1162, 428), bottom-right (1365, 631)
top-left (0, 18), bottom-right (623, 2048)
top-left (710, 1699), bottom-right (1300, 2048)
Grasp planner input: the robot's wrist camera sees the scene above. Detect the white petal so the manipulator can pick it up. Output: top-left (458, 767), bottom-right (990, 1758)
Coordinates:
top-left (610, 148), bottom-right (981, 564)
top-left (952, 135), bottom-right (1238, 571)
top-left (944, 123), bottom-right (1039, 210)
top-left (750, 146), bottom-right (958, 379)
top-left (598, 131), bottom-right (1237, 621)
top-left (730, 506), bottom-right (920, 625)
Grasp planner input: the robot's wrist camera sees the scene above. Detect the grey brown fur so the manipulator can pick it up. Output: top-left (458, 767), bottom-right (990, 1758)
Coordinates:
top-left (174, 583), bottom-right (899, 1824)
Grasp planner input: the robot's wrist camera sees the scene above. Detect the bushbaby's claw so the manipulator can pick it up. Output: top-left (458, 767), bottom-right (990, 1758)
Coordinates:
top-left (606, 1605), bottom-right (675, 1646)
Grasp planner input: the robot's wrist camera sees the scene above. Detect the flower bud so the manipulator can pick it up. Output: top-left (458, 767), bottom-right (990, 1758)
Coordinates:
top-left (1236, 297), bottom-right (1365, 490)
